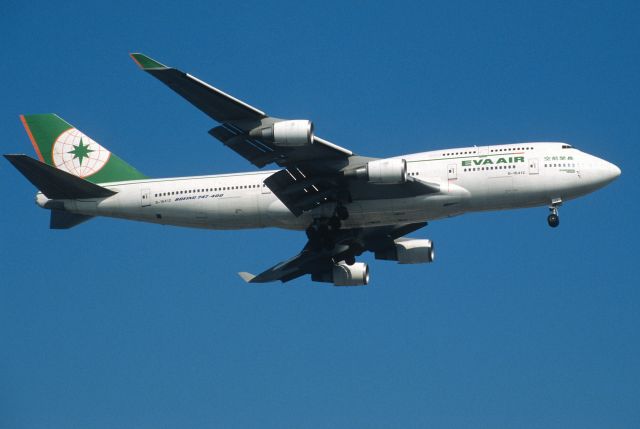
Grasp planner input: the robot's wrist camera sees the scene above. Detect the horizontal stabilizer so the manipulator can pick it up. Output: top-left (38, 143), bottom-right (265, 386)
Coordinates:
top-left (4, 154), bottom-right (117, 199)
top-left (50, 210), bottom-right (94, 229)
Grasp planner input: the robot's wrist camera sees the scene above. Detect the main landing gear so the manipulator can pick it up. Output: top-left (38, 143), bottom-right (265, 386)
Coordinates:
top-left (305, 204), bottom-right (350, 250)
top-left (547, 198), bottom-right (561, 228)
top-left (336, 205), bottom-right (349, 221)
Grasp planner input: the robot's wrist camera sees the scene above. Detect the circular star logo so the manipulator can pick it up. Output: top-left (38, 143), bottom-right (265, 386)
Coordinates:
top-left (52, 128), bottom-right (111, 178)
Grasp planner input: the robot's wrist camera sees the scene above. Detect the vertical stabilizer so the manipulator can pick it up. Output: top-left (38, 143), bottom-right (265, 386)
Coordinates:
top-left (20, 114), bottom-right (147, 184)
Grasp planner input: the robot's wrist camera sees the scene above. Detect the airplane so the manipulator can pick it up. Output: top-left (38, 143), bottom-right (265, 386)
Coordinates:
top-left (5, 53), bottom-right (621, 286)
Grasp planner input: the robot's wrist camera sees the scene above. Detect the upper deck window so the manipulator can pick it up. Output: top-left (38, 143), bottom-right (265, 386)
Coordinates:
top-left (562, 144), bottom-right (573, 149)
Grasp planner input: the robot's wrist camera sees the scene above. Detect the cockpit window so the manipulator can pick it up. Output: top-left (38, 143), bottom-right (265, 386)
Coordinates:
top-left (562, 144), bottom-right (573, 149)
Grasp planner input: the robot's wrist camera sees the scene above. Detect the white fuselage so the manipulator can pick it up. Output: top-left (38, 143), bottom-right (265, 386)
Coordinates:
top-left (38, 142), bottom-right (620, 230)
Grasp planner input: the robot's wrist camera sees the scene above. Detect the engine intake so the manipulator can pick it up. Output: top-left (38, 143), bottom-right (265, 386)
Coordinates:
top-left (250, 120), bottom-right (314, 147)
top-left (375, 239), bottom-right (435, 264)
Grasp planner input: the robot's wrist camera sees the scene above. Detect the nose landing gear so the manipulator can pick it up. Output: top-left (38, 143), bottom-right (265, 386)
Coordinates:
top-left (547, 198), bottom-right (562, 228)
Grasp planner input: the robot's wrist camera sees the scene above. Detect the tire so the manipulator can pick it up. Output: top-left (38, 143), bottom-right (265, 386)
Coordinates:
top-left (547, 213), bottom-right (560, 228)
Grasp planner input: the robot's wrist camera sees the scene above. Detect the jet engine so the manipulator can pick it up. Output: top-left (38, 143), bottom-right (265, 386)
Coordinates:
top-left (346, 158), bottom-right (407, 184)
top-left (250, 120), bottom-right (314, 147)
top-left (311, 262), bottom-right (370, 286)
top-left (332, 262), bottom-right (370, 286)
top-left (375, 239), bottom-right (435, 264)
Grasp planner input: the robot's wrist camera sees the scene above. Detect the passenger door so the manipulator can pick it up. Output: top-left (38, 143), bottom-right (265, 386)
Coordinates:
top-left (140, 188), bottom-right (151, 207)
top-left (447, 164), bottom-right (457, 180)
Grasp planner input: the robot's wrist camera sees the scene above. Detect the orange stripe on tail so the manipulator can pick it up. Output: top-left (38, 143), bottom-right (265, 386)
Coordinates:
top-left (129, 53), bottom-right (144, 69)
top-left (19, 115), bottom-right (44, 162)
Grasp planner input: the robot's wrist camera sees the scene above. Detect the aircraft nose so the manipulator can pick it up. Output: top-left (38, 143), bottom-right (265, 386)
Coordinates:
top-left (604, 160), bottom-right (621, 181)
top-left (597, 159), bottom-right (621, 185)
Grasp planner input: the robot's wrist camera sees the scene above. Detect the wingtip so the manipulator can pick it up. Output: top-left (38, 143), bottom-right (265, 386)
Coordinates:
top-left (129, 53), bottom-right (168, 70)
top-left (238, 272), bottom-right (256, 283)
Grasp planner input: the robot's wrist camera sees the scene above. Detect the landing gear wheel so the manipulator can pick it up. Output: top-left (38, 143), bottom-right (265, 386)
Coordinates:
top-left (547, 213), bottom-right (559, 228)
top-left (547, 200), bottom-right (561, 228)
top-left (336, 205), bottom-right (349, 220)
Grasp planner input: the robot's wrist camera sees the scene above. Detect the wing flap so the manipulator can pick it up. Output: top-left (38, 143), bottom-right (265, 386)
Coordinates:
top-left (209, 126), bottom-right (276, 168)
top-left (264, 168), bottom-right (340, 216)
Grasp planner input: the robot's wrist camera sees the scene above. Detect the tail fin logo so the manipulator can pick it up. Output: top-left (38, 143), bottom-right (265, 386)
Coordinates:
top-left (52, 128), bottom-right (111, 178)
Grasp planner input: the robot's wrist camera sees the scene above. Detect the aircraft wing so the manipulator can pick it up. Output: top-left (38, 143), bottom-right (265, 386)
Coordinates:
top-left (239, 222), bottom-right (427, 283)
top-left (131, 53), bottom-right (439, 217)
top-left (130, 53), bottom-right (353, 169)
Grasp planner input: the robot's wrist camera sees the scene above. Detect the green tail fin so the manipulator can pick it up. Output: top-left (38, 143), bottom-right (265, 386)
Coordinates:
top-left (20, 114), bottom-right (147, 184)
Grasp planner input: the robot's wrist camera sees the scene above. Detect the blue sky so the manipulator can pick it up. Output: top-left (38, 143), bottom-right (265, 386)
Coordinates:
top-left (1, 1), bottom-right (638, 427)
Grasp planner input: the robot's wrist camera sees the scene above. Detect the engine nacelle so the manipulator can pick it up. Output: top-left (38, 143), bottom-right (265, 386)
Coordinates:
top-left (250, 120), bottom-right (314, 147)
top-left (367, 158), bottom-right (407, 184)
top-left (332, 262), bottom-right (370, 286)
top-left (312, 262), bottom-right (370, 286)
top-left (346, 158), bottom-right (407, 184)
top-left (375, 239), bottom-right (435, 264)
